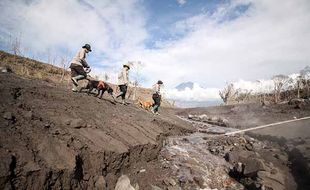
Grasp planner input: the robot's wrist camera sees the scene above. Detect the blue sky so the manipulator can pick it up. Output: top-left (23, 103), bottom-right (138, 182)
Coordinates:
top-left (1, 0), bottom-right (310, 100)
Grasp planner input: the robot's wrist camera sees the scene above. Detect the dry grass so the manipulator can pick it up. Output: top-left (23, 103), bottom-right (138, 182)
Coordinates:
top-left (0, 50), bottom-right (71, 84)
top-left (0, 50), bottom-right (173, 107)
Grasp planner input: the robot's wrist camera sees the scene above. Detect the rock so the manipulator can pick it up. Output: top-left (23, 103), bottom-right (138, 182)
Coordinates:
top-left (245, 143), bottom-right (254, 151)
top-left (163, 178), bottom-right (176, 186)
top-left (236, 162), bottom-right (243, 173)
top-left (24, 111), bottom-right (34, 120)
top-left (44, 123), bottom-right (51, 129)
top-left (0, 154), bottom-right (13, 179)
top-left (273, 153), bottom-right (288, 162)
top-left (83, 173), bottom-right (91, 181)
top-left (289, 98), bottom-right (306, 109)
top-left (193, 176), bottom-right (206, 188)
top-left (114, 175), bottom-right (136, 190)
top-left (23, 161), bottom-right (41, 174)
top-left (225, 151), bottom-right (239, 164)
top-left (64, 119), bottom-right (71, 125)
top-left (151, 185), bottom-right (163, 190)
top-left (222, 118), bottom-right (229, 126)
top-left (243, 158), bottom-right (266, 177)
top-left (257, 171), bottom-right (285, 190)
top-left (138, 169), bottom-right (146, 173)
top-left (94, 175), bottom-right (106, 190)
top-left (134, 183), bottom-right (139, 190)
top-left (206, 128), bottom-right (226, 134)
top-left (167, 186), bottom-right (182, 190)
top-left (3, 112), bottom-right (14, 120)
top-left (211, 116), bottom-right (219, 121)
top-left (70, 119), bottom-right (86, 129)
top-left (0, 66), bottom-right (12, 73)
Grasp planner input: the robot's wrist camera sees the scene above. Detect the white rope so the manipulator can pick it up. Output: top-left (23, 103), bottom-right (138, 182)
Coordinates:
top-left (224, 116), bottom-right (310, 136)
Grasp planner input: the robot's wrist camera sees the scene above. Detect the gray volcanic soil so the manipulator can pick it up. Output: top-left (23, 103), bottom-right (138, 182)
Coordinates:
top-left (0, 73), bottom-right (194, 190)
top-left (173, 103), bottom-right (310, 190)
top-left (177, 103), bottom-right (310, 129)
top-left (1, 71), bottom-right (310, 190)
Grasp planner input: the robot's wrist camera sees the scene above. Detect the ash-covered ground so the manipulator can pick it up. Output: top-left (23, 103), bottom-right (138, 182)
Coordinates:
top-left (1, 71), bottom-right (309, 190)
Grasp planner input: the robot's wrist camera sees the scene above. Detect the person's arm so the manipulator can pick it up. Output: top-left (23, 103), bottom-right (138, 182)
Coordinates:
top-left (79, 49), bottom-right (90, 68)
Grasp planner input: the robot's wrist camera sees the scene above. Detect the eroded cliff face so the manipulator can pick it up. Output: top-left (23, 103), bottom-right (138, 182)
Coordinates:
top-left (0, 73), bottom-right (193, 190)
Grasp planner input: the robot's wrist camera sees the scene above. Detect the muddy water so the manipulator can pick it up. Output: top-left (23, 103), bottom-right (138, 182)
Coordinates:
top-left (159, 116), bottom-right (243, 190)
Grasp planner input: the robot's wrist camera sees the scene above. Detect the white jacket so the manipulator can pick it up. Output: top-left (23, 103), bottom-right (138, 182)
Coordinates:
top-left (153, 83), bottom-right (161, 95)
top-left (118, 67), bottom-right (129, 85)
top-left (70, 48), bottom-right (89, 68)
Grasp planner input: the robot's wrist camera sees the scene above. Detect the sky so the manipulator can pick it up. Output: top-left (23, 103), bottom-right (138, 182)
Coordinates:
top-left (1, 0), bottom-right (310, 101)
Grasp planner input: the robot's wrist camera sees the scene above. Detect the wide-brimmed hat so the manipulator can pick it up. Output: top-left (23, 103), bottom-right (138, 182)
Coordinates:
top-left (82, 44), bottom-right (92, 52)
top-left (157, 80), bottom-right (163, 84)
top-left (123, 64), bottom-right (130, 69)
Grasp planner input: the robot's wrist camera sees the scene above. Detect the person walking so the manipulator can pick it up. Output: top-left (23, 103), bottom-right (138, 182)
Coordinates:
top-left (151, 80), bottom-right (163, 115)
top-left (116, 63), bottom-right (130, 104)
top-left (69, 44), bottom-right (92, 92)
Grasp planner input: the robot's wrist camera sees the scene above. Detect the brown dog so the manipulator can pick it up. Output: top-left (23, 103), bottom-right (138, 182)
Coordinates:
top-left (137, 99), bottom-right (153, 110)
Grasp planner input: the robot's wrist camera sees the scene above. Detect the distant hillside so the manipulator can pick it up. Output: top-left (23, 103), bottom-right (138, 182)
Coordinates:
top-left (175, 81), bottom-right (194, 90)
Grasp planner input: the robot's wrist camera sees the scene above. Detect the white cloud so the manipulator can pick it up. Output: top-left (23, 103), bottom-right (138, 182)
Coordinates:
top-left (0, 0), bottom-right (147, 66)
top-left (130, 0), bottom-right (310, 89)
top-left (165, 83), bottom-right (219, 101)
top-left (1, 0), bottom-right (309, 94)
top-left (176, 0), bottom-right (187, 6)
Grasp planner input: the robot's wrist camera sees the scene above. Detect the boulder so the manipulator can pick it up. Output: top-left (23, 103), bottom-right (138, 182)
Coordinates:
top-left (257, 171), bottom-right (285, 190)
top-left (114, 175), bottom-right (136, 190)
top-left (243, 158), bottom-right (266, 177)
top-left (163, 178), bottom-right (176, 186)
top-left (288, 98), bottom-right (306, 109)
top-left (0, 66), bottom-right (12, 73)
top-left (3, 112), bottom-right (14, 120)
top-left (94, 175), bottom-right (106, 190)
top-left (70, 119), bottom-right (87, 129)
top-left (193, 176), bottom-right (206, 188)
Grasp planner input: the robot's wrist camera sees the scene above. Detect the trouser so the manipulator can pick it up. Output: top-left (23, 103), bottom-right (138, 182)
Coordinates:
top-left (70, 64), bottom-right (87, 78)
top-left (116, 85), bottom-right (127, 100)
top-left (152, 93), bottom-right (161, 112)
top-left (70, 64), bottom-right (87, 90)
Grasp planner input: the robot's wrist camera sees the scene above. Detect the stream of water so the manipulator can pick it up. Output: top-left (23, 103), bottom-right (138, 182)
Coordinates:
top-left (159, 116), bottom-right (243, 190)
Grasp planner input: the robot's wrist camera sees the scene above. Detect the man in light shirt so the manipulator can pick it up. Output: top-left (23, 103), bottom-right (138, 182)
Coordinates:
top-left (69, 44), bottom-right (92, 92)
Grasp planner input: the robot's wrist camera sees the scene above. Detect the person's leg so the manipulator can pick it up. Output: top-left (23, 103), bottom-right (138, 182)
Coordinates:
top-left (116, 85), bottom-right (125, 98)
top-left (155, 95), bottom-right (162, 113)
top-left (151, 94), bottom-right (160, 113)
top-left (71, 65), bottom-right (86, 88)
top-left (74, 66), bottom-right (87, 81)
top-left (70, 64), bottom-right (78, 91)
top-left (122, 85), bottom-right (127, 100)
top-left (120, 85), bottom-right (128, 104)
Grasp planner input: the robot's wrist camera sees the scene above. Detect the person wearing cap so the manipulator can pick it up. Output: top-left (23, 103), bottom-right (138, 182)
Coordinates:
top-left (69, 44), bottom-right (92, 92)
top-left (151, 80), bottom-right (163, 115)
top-left (116, 63), bottom-right (130, 104)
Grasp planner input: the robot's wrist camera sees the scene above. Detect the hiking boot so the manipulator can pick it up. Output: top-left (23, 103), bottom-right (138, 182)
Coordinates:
top-left (155, 112), bottom-right (160, 115)
top-left (151, 108), bottom-right (155, 114)
top-left (121, 100), bottom-right (126, 105)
